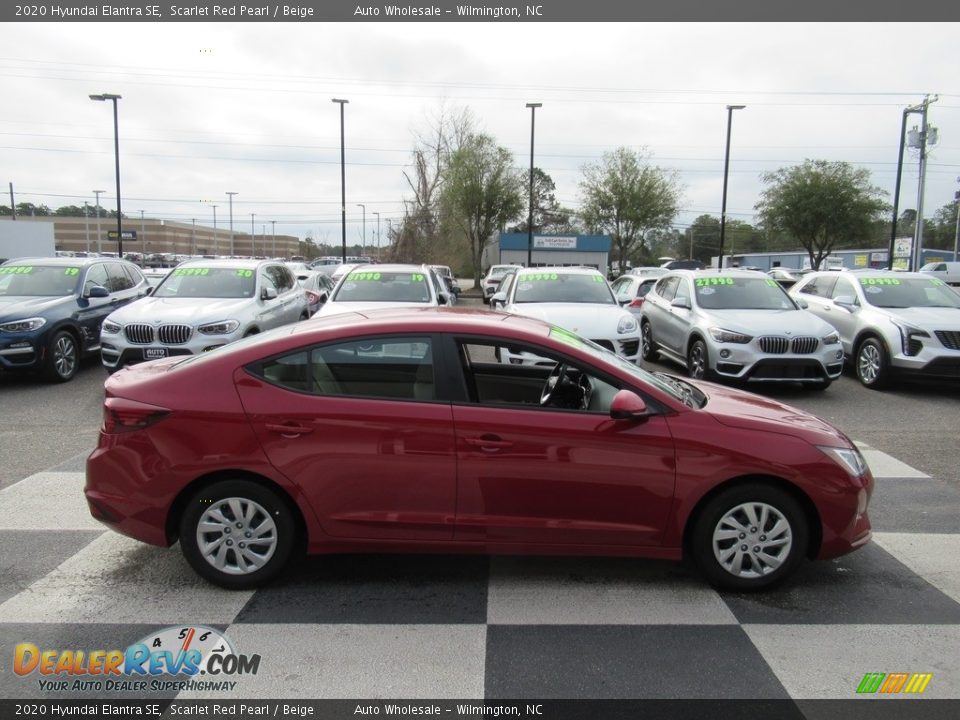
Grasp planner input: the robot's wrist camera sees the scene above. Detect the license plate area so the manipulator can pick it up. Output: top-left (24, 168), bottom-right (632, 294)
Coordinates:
top-left (143, 347), bottom-right (168, 360)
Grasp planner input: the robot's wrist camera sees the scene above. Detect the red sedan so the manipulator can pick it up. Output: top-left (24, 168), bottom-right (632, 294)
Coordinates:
top-left (85, 308), bottom-right (873, 591)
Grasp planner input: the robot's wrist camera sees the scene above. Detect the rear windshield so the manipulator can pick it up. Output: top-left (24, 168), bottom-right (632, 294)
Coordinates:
top-left (333, 270), bottom-right (432, 303)
top-left (153, 267), bottom-right (256, 299)
top-left (514, 272), bottom-right (615, 304)
top-left (694, 276), bottom-right (797, 310)
top-left (0, 265), bottom-right (81, 297)
top-left (857, 277), bottom-right (960, 309)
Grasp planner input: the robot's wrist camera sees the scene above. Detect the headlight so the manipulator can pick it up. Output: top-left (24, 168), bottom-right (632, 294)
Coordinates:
top-left (708, 326), bottom-right (752, 344)
top-left (102, 320), bottom-right (121, 334)
top-left (817, 445), bottom-right (868, 477)
top-left (892, 321), bottom-right (929, 356)
top-left (822, 332), bottom-right (840, 345)
top-left (0, 317), bottom-right (46, 333)
top-left (617, 316), bottom-right (638, 334)
top-left (197, 320), bottom-right (240, 335)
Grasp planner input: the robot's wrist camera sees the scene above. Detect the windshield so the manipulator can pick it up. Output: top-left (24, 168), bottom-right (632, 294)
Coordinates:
top-left (857, 277), bottom-right (960, 309)
top-left (487, 266), bottom-right (512, 280)
top-left (333, 270), bottom-right (432, 303)
top-left (514, 272), bottom-right (615, 304)
top-left (694, 276), bottom-right (797, 310)
top-left (153, 267), bottom-right (256, 299)
top-left (0, 265), bottom-right (81, 297)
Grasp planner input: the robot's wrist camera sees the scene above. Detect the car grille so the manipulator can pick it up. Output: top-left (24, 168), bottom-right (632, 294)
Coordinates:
top-left (158, 324), bottom-right (192, 345)
top-left (935, 330), bottom-right (960, 350)
top-left (758, 336), bottom-right (818, 354)
top-left (619, 339), bottom-right (640, 357)
top-left (591, 339), bottom-right (616, 352)
top-left (123, 324), bottom-right (193, 345)
top-left (124, 324), bottom-right (155, 345)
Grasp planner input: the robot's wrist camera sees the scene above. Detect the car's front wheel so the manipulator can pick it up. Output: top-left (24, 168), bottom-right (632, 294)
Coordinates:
top-left (640, 321), bottom-right (659, 362)
top-left (691, 484), bottom-right (808, 591)
top-left (43, 330), bottom-right (79, 383)
top-left (179, 480), bottom-right (297, 589)
top-left (855, 337), bottom-right (891, 390)
top-left (687, 338), bottom-right (711, 380)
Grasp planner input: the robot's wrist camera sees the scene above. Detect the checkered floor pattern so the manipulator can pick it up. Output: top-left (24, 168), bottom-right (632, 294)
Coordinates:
top-left (1, 444), bottom-right (958, 701)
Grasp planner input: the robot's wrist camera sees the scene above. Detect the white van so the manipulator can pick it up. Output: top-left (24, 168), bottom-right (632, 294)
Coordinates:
top-left (920, 261), bottom-right (960, 286)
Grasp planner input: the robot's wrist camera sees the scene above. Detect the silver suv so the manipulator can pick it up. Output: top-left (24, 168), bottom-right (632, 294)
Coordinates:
top-left (790, 270), bottom-right (960, 389)
top-left (641, 269), bottom-right (844, 388)
top-left (100, 258), bottom-right (309, 371)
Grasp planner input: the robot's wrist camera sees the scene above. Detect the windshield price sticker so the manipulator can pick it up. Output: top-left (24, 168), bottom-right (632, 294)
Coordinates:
top-left (550, 327), bottom-right (583, 348)
top-left (174, 268), bottom-right (211, 277)
top-left (235, 269), bottom-right (254, 278)
top-left (411, 273), bottom-right (424, 282)
top-left (592, 275), bottom-right (604, 283)
top-left (858, 277), bottom-right (900, 286)
top-left (765, 279), bottom-right (778, 287)
top-left (349, 272), bottom-right (383, 281)
top-left (695, 277), bottom-right (735, 287)
top-left (526, 273), bottom-right (560, 281)
top-left (0, 266), bottom-right (34, 275)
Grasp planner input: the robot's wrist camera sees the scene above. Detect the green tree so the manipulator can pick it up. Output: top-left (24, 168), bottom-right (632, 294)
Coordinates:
top-left (756, 160), bottom-right (889, 270)
top-left (54, 205), bottom-right (88, 217)
top-left (15, 202), bottom-right (51, 216)
top-left (578, 147), bottom-right (683, 275)
top-left (440, 133), bottom-right (525, 287)
top-left (511, 168), bottom-right (578, 234)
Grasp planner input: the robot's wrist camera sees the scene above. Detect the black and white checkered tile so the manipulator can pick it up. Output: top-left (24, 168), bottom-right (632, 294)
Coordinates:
top-left (1, 443), bottom-right (958, 701)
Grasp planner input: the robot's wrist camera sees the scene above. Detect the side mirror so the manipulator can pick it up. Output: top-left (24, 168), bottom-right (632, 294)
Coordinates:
top-left (437, 292), bottom-right (449, 306)
top-left (609, 389), bottom-right (650, 421)
top-left (795, 297), bottom-right (809, 309)
top-left (87, 286), bottom-right (110, 299)
top-left (671, 296), bottom-right (691, 310)
top-left (834, 295), bottom-right (857, 311)
top-left (261, 287), bottom-right (278, 301)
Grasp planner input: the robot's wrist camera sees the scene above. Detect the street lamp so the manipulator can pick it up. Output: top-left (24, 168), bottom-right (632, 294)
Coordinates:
top-left (356, 203), bottom-right (366, 257)
top-left (332, 98), bottom-right (349, 263)
top-left (211, 204), bottom-right (218, 255)
top-left (718, 104), bottom-right (745, 270)
top-left (270, 220), bottom-right (276, 258)
top-left (226, 191), bottom-right (238, 256)
top-left (525, 102), bottom-right (542, 268)
top-left (372, 211), bottom-right (380, 259)
top-left (89, 93), bottom-right (124, 257)
top-left (250, 213), bottom-right (255, 256)
top-left (93, 190), bottom-right (105, 254)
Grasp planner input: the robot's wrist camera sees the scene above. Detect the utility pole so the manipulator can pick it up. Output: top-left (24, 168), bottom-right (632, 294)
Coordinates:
top-left (93, 190), bottom-right (105, 254)
top-left (226, 191), bottom-right (238, 256)
top-left (211, 205), bottom-right (218, 256)
top-left (191, 219), bottom-right (196, 255)
top-left (907, 94), bottom-right (938, 271)
top-left (139, 210), bottom-right (145, 254)
top-left (8, 182), bottom-right (14, 220)
top-left (953, 177), bottom-right (960, 263)
top-left (270, 220), bottom-right (276, 258)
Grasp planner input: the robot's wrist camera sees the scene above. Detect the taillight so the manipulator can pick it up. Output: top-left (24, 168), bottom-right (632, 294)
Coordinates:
top-left (628, 298), bottom-right (645, 308)
top-left (102, 397), bottom-right (170, 434)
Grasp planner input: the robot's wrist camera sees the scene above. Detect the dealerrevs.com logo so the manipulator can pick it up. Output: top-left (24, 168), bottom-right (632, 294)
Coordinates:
top-left (13, 625), bottom-right (260, 693)
top-left (856, 672), bottom-right (933, 695)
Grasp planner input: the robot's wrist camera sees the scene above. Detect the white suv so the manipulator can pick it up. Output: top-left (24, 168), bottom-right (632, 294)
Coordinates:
top-left (100, 259), bottom-right (309, 371)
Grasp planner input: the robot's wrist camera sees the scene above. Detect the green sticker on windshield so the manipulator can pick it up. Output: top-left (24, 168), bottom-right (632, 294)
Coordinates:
top-left (235, 269), bottom-right (253, 278)
top-left (695, 277), bottom-right (735, 287)
top-left (527, 273), bottom-right (559, 281)
top-left (174, 268), bottom-right (211, 277)
top-left (592, 276), bottom-right (604, 283)
top-left (349, 272), bottom-right (383, 281)
top-left (765, 279), bottom-right (778, 287)
top-left (549, 327), bottom-right (583, 348)
top-left (0, 266), bottom-right (34, 275)
top-left (64, 268), bottom-right (80, 276)
top-left (858, 277), bottom-right (900, 286)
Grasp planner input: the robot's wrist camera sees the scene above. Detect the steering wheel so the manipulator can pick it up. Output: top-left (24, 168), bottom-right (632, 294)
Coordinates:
top-left (540, 362), bottom-right (568, 406)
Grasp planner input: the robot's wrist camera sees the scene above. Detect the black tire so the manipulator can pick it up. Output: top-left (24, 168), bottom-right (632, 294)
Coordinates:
top-left (855, 337), bottom-right (891, 390)
top-left (686, 338), bottom-right (712, 381)
top-left (179, 480), bottom-right (297, 589)
top-left (691, 483), bottom-right (808, 592)
top-left (640, 321), bottom-right (659, 362)
top-left (43, 330), bottom-right (79, 383)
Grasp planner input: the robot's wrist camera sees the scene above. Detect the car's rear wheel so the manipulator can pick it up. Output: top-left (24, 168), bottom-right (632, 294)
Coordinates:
top-left (687, 339), bottom-right (711, 380)
top-left (855, 337), bottom-right (891, 390)
top-left (691, 484), bottom-right (808, 592)
top-left (43, 330), bottom-right (79, 383)
top-left (640, 321), bottom-right (659, 362)
top-left (179, 480), bottom-right (296, 589)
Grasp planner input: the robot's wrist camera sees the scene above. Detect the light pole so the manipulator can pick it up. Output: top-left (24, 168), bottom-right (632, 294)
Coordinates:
top-left (226, 191), bottom-right (238, 256)
top-left (271, 220), bottom-right (276, 258)
top-left (356, 203), bottom-right (366, 257)
top-left (191, 218), bottom-right (196, 255)
top-left (525, 102), bottom-right (542, 268)
top-left (83, 201), bottom-right (90, 252)
top-left (89, 93), bottom-right (124, 257)
top-left (139, 210), bottom-right (145, 253)
top-left (250, 213), bottom-right (255, 256)
top-left (908, 95), bottom-right (938, 272)
top-left (332, 98), bottom-right (349, 263)
top-left (718, 104), bottom-right (745, 270)
top-left (93, 190), bottom-right (105, 254)
top-left (372, 211), bottom-right (380, 259)
top-left (211, 204), bottom-right (218, 255)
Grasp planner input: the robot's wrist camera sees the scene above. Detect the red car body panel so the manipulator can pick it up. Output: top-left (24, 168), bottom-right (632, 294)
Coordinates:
top-left (85, 308), bottom-right (872, 569)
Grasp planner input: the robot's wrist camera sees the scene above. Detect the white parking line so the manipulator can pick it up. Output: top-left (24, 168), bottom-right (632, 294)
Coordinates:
top-left (855, 442), bottom-right (929, 479)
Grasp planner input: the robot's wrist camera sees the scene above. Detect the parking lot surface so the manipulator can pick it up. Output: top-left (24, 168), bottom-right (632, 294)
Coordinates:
top-left (1, 294), bottom-right (959, 704)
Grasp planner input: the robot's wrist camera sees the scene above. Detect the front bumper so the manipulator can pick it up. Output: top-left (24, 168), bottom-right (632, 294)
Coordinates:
top-left (707, 338), bottom-right (844, 383)
top-left (100, 329), bottom-right (242, 369)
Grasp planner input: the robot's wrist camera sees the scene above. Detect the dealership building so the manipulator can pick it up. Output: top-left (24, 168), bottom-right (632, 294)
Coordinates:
top-left (484, 233), bottom-right (611, 270)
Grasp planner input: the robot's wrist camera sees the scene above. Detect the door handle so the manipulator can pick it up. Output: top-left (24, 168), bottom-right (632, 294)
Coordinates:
top-left (266, 422), bottom-right (314, 436)
top-left (464, 436), bottom-right (513, 450)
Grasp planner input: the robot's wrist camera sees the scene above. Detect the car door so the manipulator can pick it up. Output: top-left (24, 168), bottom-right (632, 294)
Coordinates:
top-left (642, 276), bottom-right (679, 353)
top-left (660, 276), bottom-right (694, 352)
top-left (235, 334), bottom-right (457, 541)
top-left (255, 268), bottom-right (285, 329)
top-left (827, 275), bottom-right (862, 354)
top-left (448, 337), bottom-right (676, 547)
top-left (74, 263), bottom-right (116, 351)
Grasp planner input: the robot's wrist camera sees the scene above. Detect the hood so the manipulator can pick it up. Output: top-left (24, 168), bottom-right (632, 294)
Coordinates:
top-left (879, 306), bottom-right (960, 329)
top-left (702, 308), bottom-right (834, 337)
top-left (107, 296), bottom-right (255, 325)
top-left (695, 380), bottom-right (850, 447)
top-left (0, 295), bottom-right (75, 320)
top-left (509, 303), bottom-right (632, 334)
top-left (318, 300), bottom-right (434, 316)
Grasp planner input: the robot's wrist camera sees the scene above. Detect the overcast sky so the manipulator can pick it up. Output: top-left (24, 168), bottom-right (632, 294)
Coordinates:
top-left (2, 22), bottom-right (958, 250)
